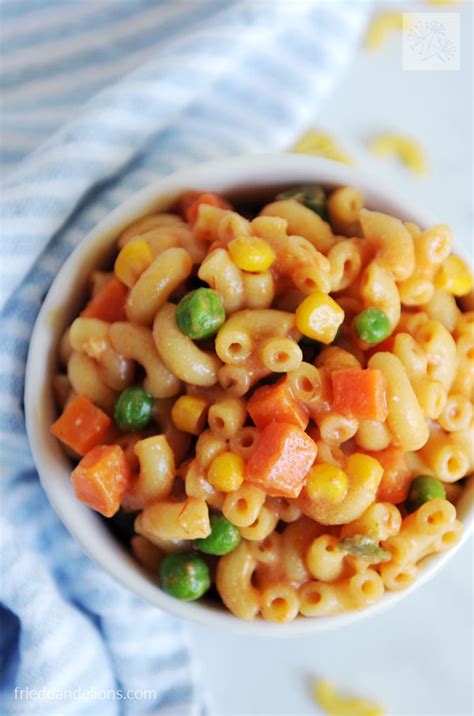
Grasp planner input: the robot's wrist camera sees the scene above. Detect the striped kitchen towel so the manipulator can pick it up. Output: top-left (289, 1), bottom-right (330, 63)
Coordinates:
top-left (0, 1), bottom-right (370, 713)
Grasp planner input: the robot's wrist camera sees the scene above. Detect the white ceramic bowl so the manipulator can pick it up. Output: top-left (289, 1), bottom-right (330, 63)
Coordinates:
top-left (25, 153), bottom-right (473, 636)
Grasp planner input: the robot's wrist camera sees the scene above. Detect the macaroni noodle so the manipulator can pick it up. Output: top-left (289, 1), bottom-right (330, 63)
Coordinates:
top-left (51, 184), bottom-right (472, 624)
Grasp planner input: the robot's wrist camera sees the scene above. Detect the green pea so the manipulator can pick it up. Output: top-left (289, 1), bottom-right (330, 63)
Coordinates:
top-left (277, 185), bottom-right (327, 219)
top-left (175, 288), bottom-right (226, 340)
top-left (114, 386), bottom-right (154, 432)
top-left (194, 514), bottom-right (241, 556)
top-left (160, 552), bottom-right (211, 601)
top-left (354, 307), bottom-right (391, 344)
top-left (406, 475), bottom-right (446, 512)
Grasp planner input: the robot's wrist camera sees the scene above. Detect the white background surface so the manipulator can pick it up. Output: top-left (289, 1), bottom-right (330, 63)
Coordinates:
top-left (190, 4), bottom-right (473, 715)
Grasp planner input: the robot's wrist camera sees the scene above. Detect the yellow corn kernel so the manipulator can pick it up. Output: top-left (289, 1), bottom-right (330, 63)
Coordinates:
top-left (313, 680), bottom-right (385, 716)
top-left (207, 451), bottom-right (244, 492)
top-left (228, 236), bottom-right (275, 273)
top-left (369, 134), bottom-right (428, 176)
top-left (295, 290), bottom-right (344, 344)
top-left (306, 464), bottom-right (348, 503)
top-left (434, 255), bottom-right (473, 297)
top-left (171, 395), bottom-right (209, 436)
top-left (293, 129), bottom-right (354, 166)
top-left (114, 239), bottom-right (153, 288)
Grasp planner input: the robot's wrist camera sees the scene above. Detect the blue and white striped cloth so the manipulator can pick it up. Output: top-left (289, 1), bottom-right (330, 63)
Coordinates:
top-left (0, 1), bottom-right (369, 713)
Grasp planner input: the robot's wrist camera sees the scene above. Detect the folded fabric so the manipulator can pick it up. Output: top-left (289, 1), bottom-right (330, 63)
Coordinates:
top-left (0, 1), bottom-right (370, 713)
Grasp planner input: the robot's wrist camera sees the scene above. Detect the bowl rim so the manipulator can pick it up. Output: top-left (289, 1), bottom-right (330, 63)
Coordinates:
top-left (25, 152), bottom-right (474, 636)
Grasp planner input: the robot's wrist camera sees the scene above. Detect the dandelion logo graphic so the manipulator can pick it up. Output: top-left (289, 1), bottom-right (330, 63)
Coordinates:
top-left (408, 20), bottom-right (455, 63)
top-left (403, 13), bottom-right (460, 71)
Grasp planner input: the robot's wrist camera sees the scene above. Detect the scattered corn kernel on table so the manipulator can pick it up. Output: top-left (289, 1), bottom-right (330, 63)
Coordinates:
top-left (190, 9), bottom-right (473, 715)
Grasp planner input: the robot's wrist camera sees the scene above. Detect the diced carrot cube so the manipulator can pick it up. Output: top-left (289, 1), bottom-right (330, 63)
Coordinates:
top-left (71, 444), bottom-right (131, 517)
top-left (368, 446), bottom-right (412, 504)
top-left (331, 368), bottom-right (387, 421)
top-left (184, 192), bottom-right (232, 224)
top-left (82, 277), bottom-right (128, 323)
top-left (247, 379), bottom-right (309, 431)
top-left (245, 423), bottom-right (317, 499)
top-left (51, 395), bottom-right (111, 455)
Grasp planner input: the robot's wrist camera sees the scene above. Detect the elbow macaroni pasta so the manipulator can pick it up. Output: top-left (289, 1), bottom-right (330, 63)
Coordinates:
top-left (369, 133), bottom-right (428, 176)
top-left (198, 248), bottom-right (244, 313)
top-left (125, 247), bottom-right (193, 325)
top-left (340, 502), bottom-right (402, 542)
top-left (207, 396), bottom-right (247, 439)
top-left (419, 427), bottom-right (470, 483)
top-left (153, 303), bottom-right (222, 387)
top-left (355, 419), bottom-right (392, 452)
top-left (297, 453), bottom-right (383, 525)
top-left (360, 261), bottom-right (401, 329)
top-left (135, 497), bottom-right (211, 543)
top-left (260, 199), bottom-right (335, 254)
top-left (222, 483), bottom-right (266, 527)
top-left (392, 332), bottom-right (447, 419)
top-left (398, 227), bottom-right (452, 308)
top-left (359, 208), bottom-right (415, 281)
top-left (216, 541), bottom-right (260, 621)
top-left (328, 238), bottom-right (364, 291)
top-left (69, 317), bottom-right (135, 392)
top-left (380, 499), bottom-right (462, 590)
top-left (109, 321), bottom-right (182, 398)
top-left (327, 187), bottom-right (363, 237)
top-left (368, 352), bottom-right (429, 451)
top-left (52, 183), bottom-right (472, 623)
top-left (299, 570), bottom-right (385, 616)
top-left (67, 349), bottom-right (117, 412)
top-left (123, 435), bottom-right (175, 510)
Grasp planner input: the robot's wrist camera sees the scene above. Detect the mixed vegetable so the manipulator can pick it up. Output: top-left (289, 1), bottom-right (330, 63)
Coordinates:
top-left (114, 386), bottom-right (154, 432)
top-left (50, 184), bottom-right (471, 615)
top-left (406, 475), bottom-right (446, 513)
top-left (195, 514), bottom-right (241, 556)
top-left (354, 307), bottom-right (391, 345)
top-left (176, 287), bottom-right (226, 339)
top-left (160, 552), bottom-right (210, 601)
